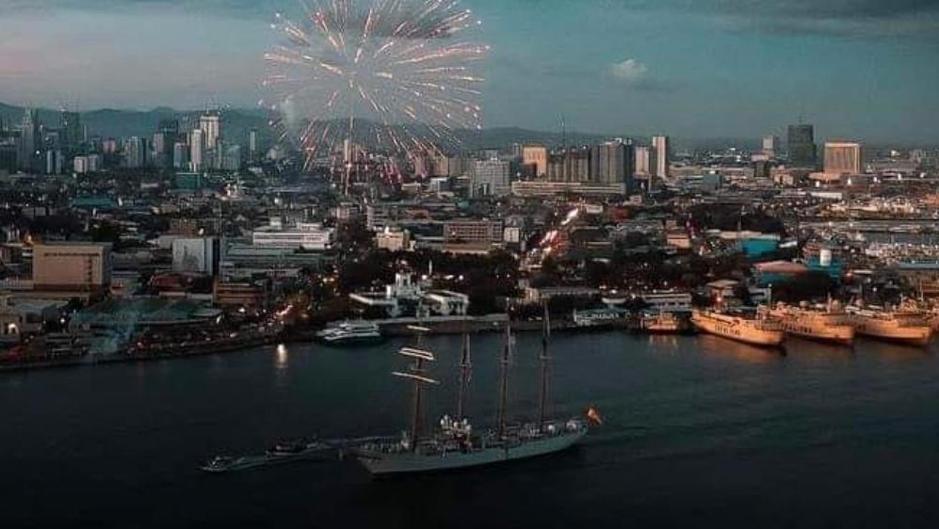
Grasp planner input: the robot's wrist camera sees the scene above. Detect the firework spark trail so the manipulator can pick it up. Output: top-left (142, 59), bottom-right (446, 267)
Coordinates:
top-left (263, 0), bottom-right (488, 170)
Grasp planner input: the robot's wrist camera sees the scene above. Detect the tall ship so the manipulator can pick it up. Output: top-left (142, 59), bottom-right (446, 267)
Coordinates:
top-left (355, 314), bottom-right (593, 476)
top-left (315, 321), bottom-right (383, 346)
top-left (691, 308), bottom-right (785, 348)
top-left (765, 302), bottom-right (855, 346)
top-left (846, 306), bottom-right (933, 347)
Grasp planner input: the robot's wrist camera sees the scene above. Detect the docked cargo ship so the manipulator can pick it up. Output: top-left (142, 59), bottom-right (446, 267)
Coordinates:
top-left (691, 308), bottom-right (785, 348)
top-left (355, 314), bottom-right (593, 476)
top-left (846, 306), bottom-right (933, 347)
top-left (765, 302), bottom-right (855, 346)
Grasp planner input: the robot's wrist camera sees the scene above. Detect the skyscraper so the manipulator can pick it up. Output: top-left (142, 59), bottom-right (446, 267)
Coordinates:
top-left (824, 142), bottom-right (863, 175)
top-left (154, 119), bottom-right (180, 169)
top-left (249, 129), bottom-right (259, 160)
top-left (61, 111), bottom-right (83, 153)
top-left (651, 135), bottom-right (670, 182)
top-left (190, 129), bottom-right (204, 172)
top-left (787, 124), bottom-right (816, 168)
top-left (199, 113), bottom-right (221, 151)
top-left (634, 146), bottom-right (651, 176)
top-left (18, 108), bottom-right (39, 172)
top-left (123, 136), bottom-right (148, 168)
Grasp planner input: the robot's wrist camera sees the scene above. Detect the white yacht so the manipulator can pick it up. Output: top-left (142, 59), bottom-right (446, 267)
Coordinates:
top-left (316, 321), bottom-right (384, 346)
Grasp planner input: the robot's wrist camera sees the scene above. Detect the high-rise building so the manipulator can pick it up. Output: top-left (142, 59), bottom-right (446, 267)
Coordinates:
top-left (44, 150), bottom-right (64, 175)
top-left (591, 139), bottom-right (634, 188)
top-left (787, 124), bottom-right (816, 168)
top-left (634, 146), bottom-right (651, 177)
top-left (61, 111), bottom-right (83, 153)
top-left (173, 142), bottom-right (189, 170)
top-left (153, 119), bottom-right (180, 169)
top-left (522, 145), bottom-right (548, 178)
top-left (123, 136), bottom-right (148, 168)
top-left (199, 113), bottom-right (221, 150)
top-left (651, 135), bottom-right (670, 181)
top-left (18, 108), bottom-right (39, 172)
top-left (564, 146), bottom-right (592, 182)
top-left (824, 141), bottom-right (863, 176)
top-left (190, 129), bottom-right (204, 172)
top-left (221, 142), bottom-right (242, 172)
top-left (102, 138), bottom-right (119, 155)
top-left (762, 135), bottom-right (778, 158)
top-left (248, 128), bottom-right (259, 160)
top-left (471, 159), bottom-right (511, 197)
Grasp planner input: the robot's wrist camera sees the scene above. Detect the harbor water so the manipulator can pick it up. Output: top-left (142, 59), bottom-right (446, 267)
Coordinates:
top-left (3, 332), bottom-right (939, 528)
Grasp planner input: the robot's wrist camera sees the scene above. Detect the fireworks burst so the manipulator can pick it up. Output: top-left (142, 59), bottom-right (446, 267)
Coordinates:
top-left (263, 0), bottom-right (489, 169)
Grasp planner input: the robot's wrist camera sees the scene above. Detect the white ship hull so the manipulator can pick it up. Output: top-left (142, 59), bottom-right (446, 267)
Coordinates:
top-left (356, 428), bottom-right (586, 476)
top-left (769, 310), bottom-right (855, 346)
top-left (691, 310), bottom-right (784, 347)
top-left (852, 317), bottom-right (932, 347)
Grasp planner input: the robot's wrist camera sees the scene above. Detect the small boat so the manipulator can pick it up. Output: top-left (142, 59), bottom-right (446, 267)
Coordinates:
top-left (266, 439), bottom-right (328, 458)
top-left (200, 456), bottom-right (260, 473)
top-left (639, 311), bottom-right (684, 334)
top-left (316, 321), bottom-right (384, 346)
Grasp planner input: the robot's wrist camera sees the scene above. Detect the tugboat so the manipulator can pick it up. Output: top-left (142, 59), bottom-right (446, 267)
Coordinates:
top-left (355, 309), bottom-right (597, 477)
top-left (316, 321), bottom-right (384, 346)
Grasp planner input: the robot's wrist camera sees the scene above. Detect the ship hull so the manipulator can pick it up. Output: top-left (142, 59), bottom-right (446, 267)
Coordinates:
top-left (691, 313), bottom-right (784, 348)
top-left (356, 429), bottom-right (586, 476)
top-left (854, 322), bottom-right (932, 347)
top-left (776, 321), bottom-right (855, 347)
top-left (316, 335), bottom-right (385, 347)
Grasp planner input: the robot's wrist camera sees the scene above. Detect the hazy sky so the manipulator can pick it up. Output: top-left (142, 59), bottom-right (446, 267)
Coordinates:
top-left (1, 0), bottom-right (939, 142)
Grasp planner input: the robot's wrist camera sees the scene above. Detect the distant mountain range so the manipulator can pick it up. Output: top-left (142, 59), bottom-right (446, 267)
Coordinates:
top-left (0, 101), bottom-right (760, 152)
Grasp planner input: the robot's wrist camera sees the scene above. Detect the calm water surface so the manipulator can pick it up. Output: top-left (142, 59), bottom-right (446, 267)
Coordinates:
top-left (3, 332), bottom-right (939, 528)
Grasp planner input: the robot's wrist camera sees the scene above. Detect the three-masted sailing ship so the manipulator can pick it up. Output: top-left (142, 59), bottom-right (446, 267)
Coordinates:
top-left (355, 312), bottom-right (592, 476)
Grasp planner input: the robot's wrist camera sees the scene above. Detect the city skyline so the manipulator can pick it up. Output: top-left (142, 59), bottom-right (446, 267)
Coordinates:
top-left (2, 1), bottom-right (939, 143)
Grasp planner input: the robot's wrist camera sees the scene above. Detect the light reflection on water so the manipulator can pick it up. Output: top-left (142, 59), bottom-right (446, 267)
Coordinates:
top-left (276, 343), bottom-right (289, 370)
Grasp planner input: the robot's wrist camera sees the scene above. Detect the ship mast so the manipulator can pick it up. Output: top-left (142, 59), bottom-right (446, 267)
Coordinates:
top-left (394, 327), bottom-right (438, 452)
top-left (538, 303), bottom-right (551, 432)
top-left (497, 317), bottom-right (511, 439)
top-left (456, 332), bottom-right (472, 421)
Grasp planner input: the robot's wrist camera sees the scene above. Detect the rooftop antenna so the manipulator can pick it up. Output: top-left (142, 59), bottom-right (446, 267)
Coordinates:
top-left (560, 114), bottom-right (567, 148)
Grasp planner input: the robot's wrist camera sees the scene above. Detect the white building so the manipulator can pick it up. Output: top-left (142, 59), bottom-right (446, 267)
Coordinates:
top-left (350, 273), bottom-right (470, 318)
top-left (471, 159), bottom-right (511, 197)
top-left (376, 228), bottom-right (411, 252)
top-left (251, 221), bottom-right (336, 251)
